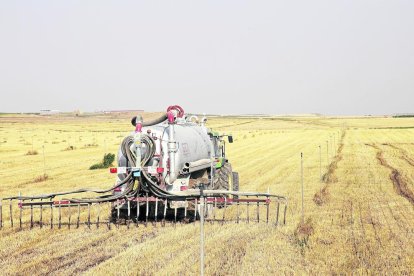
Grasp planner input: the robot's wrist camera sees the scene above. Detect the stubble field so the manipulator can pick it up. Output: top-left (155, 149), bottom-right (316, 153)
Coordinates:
top-left (0, 113), bottom-right (413, 275)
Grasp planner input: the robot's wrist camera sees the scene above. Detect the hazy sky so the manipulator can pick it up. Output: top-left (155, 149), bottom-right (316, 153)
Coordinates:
top-left (0, 1), bottom-right (413, 115)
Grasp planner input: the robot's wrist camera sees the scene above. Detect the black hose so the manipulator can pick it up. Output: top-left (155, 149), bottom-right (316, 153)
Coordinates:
top-left (5, 172), bottom-right (134, 200)
top-left (131, 113), bottom-right (168, 127)
top-left (66, 178), bottom-right (136, 203)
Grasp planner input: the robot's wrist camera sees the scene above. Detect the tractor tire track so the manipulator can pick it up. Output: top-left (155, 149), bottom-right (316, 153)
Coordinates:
top-left (341, 199), bottom-right (361, 269)
top-left (373, 190), bottom-right (412, 256)
top-left (366, 202), bottom-right (383, 248)
top-left (373, 194), bottom-right (405, 273)
top-left (366, 144), bottom-right (414, 206)
top-left (388, 199), bottom-right (414, 240)
top-left (373, 193), bottom-right (395, 242)
top-left (349, 202), bottom-right (359, 265)
top-left (357, 201), bottom-right (374, 272)
top-left (383, 197), bottom-right (414, 250)
top-left (397, 198), bottom-right (414, 233)
top-left (347, 200), bottom-right (367, 270)
top-left (363, 144), bottom-right (385, 250)
top-left (381, 144), bottom-right (414, 233)
top-left (374, 193), bottom-right (408, 272)
top-left (370, 145), bottom-right (414, 251)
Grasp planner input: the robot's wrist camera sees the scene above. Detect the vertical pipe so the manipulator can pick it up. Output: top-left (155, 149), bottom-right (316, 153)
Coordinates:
top-left (237, 198), bottom-right (240, 224)
top-left (145, 193), bottom-right (149, 227)
top-left (116, 201), bottom-right (120, 228)
top-left (283, 204), bottom-right (287, 225)
top-left (194, 199), bottom-right (198, 222)
top-left (76, 204), bottom-right (80, 229)
top-left (221, 197), bottom-right (227, 225)
top-left (39, 199), bottom-right (43, 229)
top-left (174, 207), bottom-right (177, 227)
top-left (301, 152), bottom-right (304, 224)
top-left (211, 198), bottom-right (215, 222)
top-left (87, 203), bottom-right (91, 229)
top-left (276, 202), bottom-right (280, 226)
top-left (58, 202), bottom-right (62, 229)
top-left (68, 203), bottom-right (71, 229)
top-left (9, 200), bottom-right (13, 228)
top-left (163, 199), bottom-right (167, 227)
top-left (167, 121), bottom-right (178, 183)
top-left (266, 197), bottom-right (269, 224)
top-left (246, 196), bottom-right (250, 224)
top-left (50, 202), bottom-right (53, 229)
top-left (107, 202), bottom-right (111, 230)
top-left (30, 199), bottom-right (33, 229)
top-left (127, 199), bottom-right (131, 229)
top-left (96, 203), bottom-right (100, 229)
top-left (154, 198), bottom-right (158, 225)
top-left (213, 198), bottom-right (217, 222)
top-left (205, 198), bottom-right (209, 224)
top-left (19, 196), bottom-right (22, 230)
top-left (256, 196), bottom-right (260, 223)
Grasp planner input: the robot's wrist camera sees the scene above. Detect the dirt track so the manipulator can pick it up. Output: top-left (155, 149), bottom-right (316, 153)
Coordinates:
top-left (322, 131), bottom-right (346, 184)
top-left (383, 143), bottom-right (414, 167)
top-left (367, 143), bottom-right (414, 205)
top-left (314, 131), bottom-right (346, 206)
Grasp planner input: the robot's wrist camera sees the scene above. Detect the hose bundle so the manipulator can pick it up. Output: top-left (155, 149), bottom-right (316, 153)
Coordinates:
top-left (119, 134), bottom-right (183, 199)
top-left (121, 135), bottom-right (156, 167)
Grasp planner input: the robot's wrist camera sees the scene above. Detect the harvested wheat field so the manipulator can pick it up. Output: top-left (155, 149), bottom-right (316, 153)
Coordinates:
top-left (1, 113), bottom-right (414, 275)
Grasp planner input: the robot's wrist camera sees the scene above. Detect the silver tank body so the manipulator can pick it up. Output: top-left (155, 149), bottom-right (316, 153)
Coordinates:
top-left (118, 120), bottom-right (212, 185)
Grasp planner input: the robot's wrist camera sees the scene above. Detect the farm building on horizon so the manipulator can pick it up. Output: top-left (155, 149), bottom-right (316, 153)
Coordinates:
top-left (100, 109), bottom-right (144, 114)
top-left (40, 109), bottom-right (60, 115)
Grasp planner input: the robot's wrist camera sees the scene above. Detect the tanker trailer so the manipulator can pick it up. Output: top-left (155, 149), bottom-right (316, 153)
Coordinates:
top-left (111, 105), bottom-right (237, 221)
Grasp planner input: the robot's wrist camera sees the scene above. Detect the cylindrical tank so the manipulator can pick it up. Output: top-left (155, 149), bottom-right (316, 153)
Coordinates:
top-left (118, 120), bottom-right (213, 185)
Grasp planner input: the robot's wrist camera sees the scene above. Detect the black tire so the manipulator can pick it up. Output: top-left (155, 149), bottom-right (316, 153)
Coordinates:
top-left (232, 172), bottom-right (239, 200)
top-left (213, 162), bottom-right (232, 191)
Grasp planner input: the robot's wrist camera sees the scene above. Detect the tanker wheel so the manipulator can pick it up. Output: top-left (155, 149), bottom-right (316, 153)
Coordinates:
top-left (212, 162), bottom-right (232, 209)
top-left (213, 162), bottom-right (232, 191)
